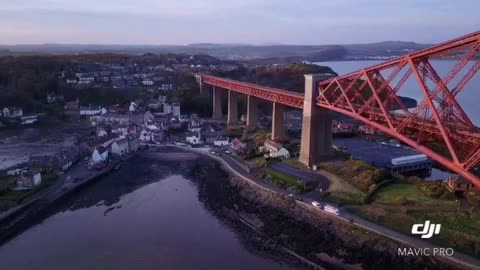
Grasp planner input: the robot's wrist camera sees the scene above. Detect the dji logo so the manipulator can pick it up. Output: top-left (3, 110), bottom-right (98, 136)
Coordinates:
top-left (411, 221), bottom-right (441, 239)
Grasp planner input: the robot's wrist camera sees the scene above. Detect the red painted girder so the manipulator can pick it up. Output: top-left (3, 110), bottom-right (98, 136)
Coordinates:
top-left (409, 58), bottom-right (460, 163)
top-left (320, 31), bottom-right (480, 85)
top-left (464, 144), bottom-right (480, 170)
top-left (322, 101), bottom-right (480, 143)
top-left (202, 75), bottom-right (304, 109)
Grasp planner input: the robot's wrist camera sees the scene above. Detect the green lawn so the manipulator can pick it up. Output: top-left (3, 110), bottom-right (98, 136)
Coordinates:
top-left (265, 168), bottom-right (305, 191)
top-left (374, 183), bottom-right (457, 206)
top-left (0, 173), bottom-right (58, 209)
top-left (0, 189), bottom-right (33, 202)
top-left (319, 191), bottom-right (365, 205)
top-left (409, 210), bottom-right (480, 238)
top-left (41, 173), bottom-right (58, 186)
top-left (283, 158), bottom-right (308, 169)
top-left (352, 206), bottom-right (480, 257)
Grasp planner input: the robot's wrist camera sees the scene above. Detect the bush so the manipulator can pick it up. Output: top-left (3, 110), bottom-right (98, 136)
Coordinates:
top-left (466, 192), bottom-right (480, 207)
top-left (363, 180), bottom-right (393, 204)
top-left (396, 195), bottom-right (409, 205)
top-left (417, 182), bottom-right (452, 199)
top-left (372, 169), bottom-right (391, 184)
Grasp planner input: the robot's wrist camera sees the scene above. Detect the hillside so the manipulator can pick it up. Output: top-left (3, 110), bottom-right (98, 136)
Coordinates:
top-left (0, 41), bottom-right (432, 61)
top-left (212, 63), bottom-right (337, 92)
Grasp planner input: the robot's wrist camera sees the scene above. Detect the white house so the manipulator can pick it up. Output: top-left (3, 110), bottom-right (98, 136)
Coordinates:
top-left (140, 129), bottom-right (152, 142)
top-left (80, 107), bottom-right (103, 116)
top-left (17, 171), bottom-right (42, 189)
top-left (2, 107), bottom-right (9, 117)
top-left (78, 77), bottom-right (95, 84)
top-left (91, 148), bottom-right (109, 164)
top-left (142, 80), bottom-right (154, 86)
top-left (47, 92), bottom-right (57, 104)
top-left (186, 131), bottom-right (202, 145)
top-left (7, 168), bottom-right (26, 176)
top-left (172, 103), bottom-right (181, 117)
top-left (188, 121), bottom-right (201, 132)
top-left (164, 104), bottom-right (172, 114)
top-left (159, 84), bottom-right (174, 91)
top-left (13, 107), bottom-right (24, 117)
top-left (263, 140), bottom-right (290, 159)
top-left (3, 107), bottom-right (23, 118)
top-left (214, 137), bottom-right (229, 147)
top-left (112, 125), bottom-right (128, 136)
top-left (146, 124), bottom-right (159, 131)
top-left (274, 148), bottom-right (290, 159)
top-left (97, 126), bottom-right (109, 137)
top-left (158, 95), bottom-right (167, 103)
top-left (144, 111), bottom-right (155, 124)
top-left (129, 102), bottom-right (137, 114)
top-left (66, 78), bottom-right (78, 84)
top-left (111, 138), bottom-right (130, 156)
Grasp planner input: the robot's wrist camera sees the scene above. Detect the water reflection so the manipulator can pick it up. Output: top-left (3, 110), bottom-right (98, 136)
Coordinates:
top-left (0, 156), bottom-right (298, 270)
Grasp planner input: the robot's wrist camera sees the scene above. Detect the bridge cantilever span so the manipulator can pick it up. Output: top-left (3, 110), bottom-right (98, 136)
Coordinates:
top-left (197, 30), bottom-right (480, 188)
top-left (316, 30), bottom-right (480, 187)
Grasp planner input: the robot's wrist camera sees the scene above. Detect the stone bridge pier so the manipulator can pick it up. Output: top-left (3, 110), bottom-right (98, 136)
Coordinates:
top-left (271, 102), bottom-right (286, 141)
top-left (212, 86), bottom-right (223, 120)
top-left (299, 74), bottom-right (333, 167)
top-left (227, 90), bottom-right (239, 127)
top-left (246, 96), bottom-right (258, 131)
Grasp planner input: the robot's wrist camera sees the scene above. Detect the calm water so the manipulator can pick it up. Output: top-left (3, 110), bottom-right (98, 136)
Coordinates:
top-left (0, 157), bottom-right (297, 270)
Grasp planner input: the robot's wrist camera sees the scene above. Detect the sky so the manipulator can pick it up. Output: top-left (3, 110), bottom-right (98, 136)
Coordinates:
top-left (0, 0), bottom-right (479, 45)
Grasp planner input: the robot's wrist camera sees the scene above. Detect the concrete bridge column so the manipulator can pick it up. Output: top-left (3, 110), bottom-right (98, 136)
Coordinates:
top-left (271, 102), bottom-right (285, 141)
top-left (212, 86), bottom-right (223, 120)
top-left (227, 90), bottom-right (239, 126)
top-left (246, 96), bottom-right (258, 131)
top-left (195, 74), bottom-right (203, 94)
top-left (300, 74), bottom-right (333, 167)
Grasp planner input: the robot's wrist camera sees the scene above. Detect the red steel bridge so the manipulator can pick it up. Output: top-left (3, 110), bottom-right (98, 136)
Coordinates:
top-left (198, 30), bottom-right (480, 187)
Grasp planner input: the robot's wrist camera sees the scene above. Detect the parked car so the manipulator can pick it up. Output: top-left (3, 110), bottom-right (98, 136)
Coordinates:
top-left (312, 201), bottom-right (320, 207)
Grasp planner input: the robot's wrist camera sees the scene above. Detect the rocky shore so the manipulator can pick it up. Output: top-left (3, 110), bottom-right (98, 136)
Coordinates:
top-left (185, 154), bottom-right (465, 270)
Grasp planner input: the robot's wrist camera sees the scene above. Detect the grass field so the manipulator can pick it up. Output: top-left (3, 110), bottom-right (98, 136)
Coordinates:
top-left (352, 206), bottom-right (480, 257)
top-left (374, 183), bottom-right (457, 206)
top-left (283, 159), bottom-right (308, 169)
top-left (265, 168), bottom-right (305, 191)
top-left (0, 189), bottom-right (33, 201)
top-left (319, 191), bottom-right (365, 205)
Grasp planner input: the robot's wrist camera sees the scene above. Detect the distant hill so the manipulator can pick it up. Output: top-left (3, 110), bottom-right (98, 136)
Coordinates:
top-left (343, 41), bottom-right (432, 57)
top-left (187, 43), bottom-right (252, 48)
top-left (0, 40), bottom-right (433, 61)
